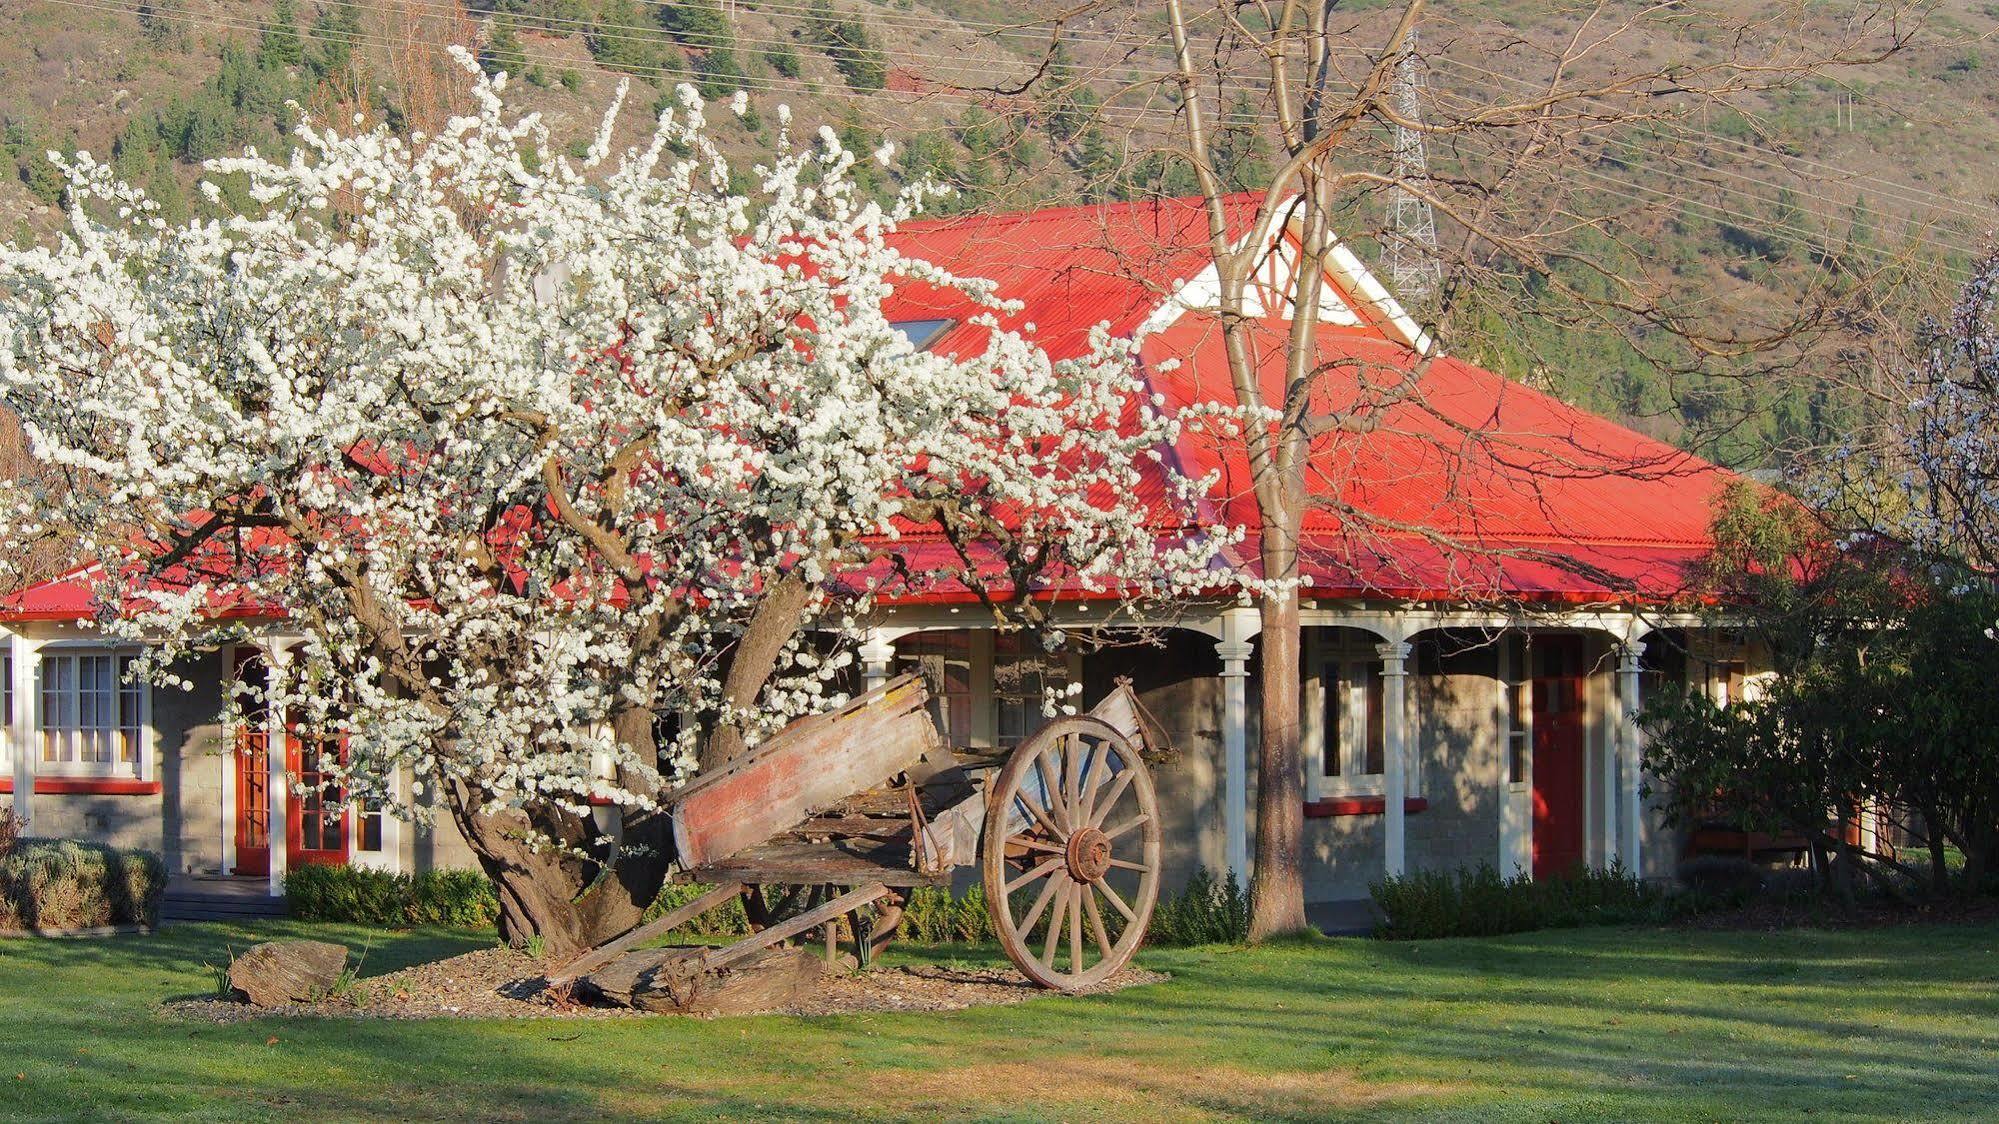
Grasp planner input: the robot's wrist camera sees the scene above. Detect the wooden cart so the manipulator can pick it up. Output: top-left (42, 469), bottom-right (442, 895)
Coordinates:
top-left (554, 673), bottom-right (1168, 996)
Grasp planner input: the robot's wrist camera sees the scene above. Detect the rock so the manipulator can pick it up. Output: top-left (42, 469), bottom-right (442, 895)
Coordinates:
top-left (581, 945), bottom-right (823, 1016)
top-left (228, 939), bottom-right (349, 1006)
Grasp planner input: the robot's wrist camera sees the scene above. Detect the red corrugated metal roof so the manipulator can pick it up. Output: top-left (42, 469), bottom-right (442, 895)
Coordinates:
top-left (1138, 314), bottom-right (1727, 600)
top-left (2, 195), bottom-right (1733, 620)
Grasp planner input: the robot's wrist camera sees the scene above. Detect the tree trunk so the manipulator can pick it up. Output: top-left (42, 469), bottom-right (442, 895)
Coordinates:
top-left (446, 789), bottom-right (674, 962)
top-left (1248, 565), bottom-right (1310, 941)
top-left (701, 573), bottom-right (816, 770)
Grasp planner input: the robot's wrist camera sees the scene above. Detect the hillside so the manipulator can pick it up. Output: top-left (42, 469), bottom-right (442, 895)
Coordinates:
top-left (3, 0), bottom-right (1995, 468)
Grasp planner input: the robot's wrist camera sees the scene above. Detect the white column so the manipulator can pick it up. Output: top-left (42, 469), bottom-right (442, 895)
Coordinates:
top-left (263, 641), bottom-right (291, 898)
top-left (9, 632), bottom-right (40, 829)
top-left (1616, 639), bottom-right (1646, 877)
top-left (1216, 607), bottom-right (1258, 887)
top-left (1378, 640), bottom-right (1412, 879)
top-left (857, 629), bottom-right (895, 693)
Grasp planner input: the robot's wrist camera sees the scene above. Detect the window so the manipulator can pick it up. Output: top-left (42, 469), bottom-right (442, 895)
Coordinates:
top-left (356, 799), bottom-right (385, 853)
top-left (38, 650), bottom-right (145, 777)
top-left (994, 632), bottom-right (1068, 748)
top-left (894, 632), bottom-right (974, 746)
top-left (1714, 660), bottom-right (1747, 705)
top-left (1504, 636), bottom-right (1529, 786)
top-left (890, 319), bottom-right (954, 350)
top-left (1312, 642), bottom-right (1386, 793)
top-left (1, 647), bottom-right (12, 772)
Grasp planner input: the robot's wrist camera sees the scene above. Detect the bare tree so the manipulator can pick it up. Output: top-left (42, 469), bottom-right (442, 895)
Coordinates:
top-left (1001, 0), bottom-right (1924, 937)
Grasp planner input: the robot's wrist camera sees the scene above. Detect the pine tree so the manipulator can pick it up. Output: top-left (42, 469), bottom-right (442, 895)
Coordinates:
top-left (261, 0), bottom-right (304, 69)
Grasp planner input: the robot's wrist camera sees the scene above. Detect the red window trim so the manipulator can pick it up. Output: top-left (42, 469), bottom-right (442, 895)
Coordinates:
top-left (0, 778), bottom-right (161, 796)
top-left (1303, 796), bottom-right (1430, 818)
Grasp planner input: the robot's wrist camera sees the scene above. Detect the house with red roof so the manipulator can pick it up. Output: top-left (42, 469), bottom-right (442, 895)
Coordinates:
top-left (0, 195), bottom-right (1763, 922)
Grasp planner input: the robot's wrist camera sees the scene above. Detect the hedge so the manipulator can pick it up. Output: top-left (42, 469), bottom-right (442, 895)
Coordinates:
top-left (1370, 862), bottom-right (1672, 940)
top-left (0, 837), bottom-right (166, 931)
top-left (284, 864), bottom-right (497, 928)
top-left (650, 868), bottom-right (1250, 947)
top-left (285, 862), bottom-right (1254, 946)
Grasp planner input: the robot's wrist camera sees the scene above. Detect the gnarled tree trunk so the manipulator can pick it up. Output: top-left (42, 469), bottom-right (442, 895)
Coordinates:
top-left (446, 788), bottom-right (674, 962)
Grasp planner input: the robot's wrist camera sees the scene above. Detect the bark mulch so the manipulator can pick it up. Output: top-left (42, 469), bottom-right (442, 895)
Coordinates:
top-left (164, 946), bottom-right (1167, 1022)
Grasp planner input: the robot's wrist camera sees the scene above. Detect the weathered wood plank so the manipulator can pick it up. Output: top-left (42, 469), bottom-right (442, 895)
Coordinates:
top-left (794, 814), bottom-right (914, 840)
top-left (667, 676), bottom-right (943, 869)
top-left (547, 880), bottom-right (743, 989)
top-left (683, 838), bottom-right (945, 887)
top-left (702, 882), bottom-right (888, 973)
top-left (1090, 677), bottom-right (1176, 761)
top-left (582, 945), bottom-right (823, 1016)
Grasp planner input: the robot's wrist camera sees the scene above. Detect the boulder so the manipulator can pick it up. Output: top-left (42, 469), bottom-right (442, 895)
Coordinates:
top-left (228, 939), bottom-right (349, 1006)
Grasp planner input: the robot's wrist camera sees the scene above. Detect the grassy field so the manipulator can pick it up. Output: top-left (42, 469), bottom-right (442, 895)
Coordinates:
top-left (0, 918), bottom-right (1994, 1122)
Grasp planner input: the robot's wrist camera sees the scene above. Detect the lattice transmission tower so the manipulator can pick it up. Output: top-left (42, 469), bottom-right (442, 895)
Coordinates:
top-left (1384, 31), bottom-right (1443, 303)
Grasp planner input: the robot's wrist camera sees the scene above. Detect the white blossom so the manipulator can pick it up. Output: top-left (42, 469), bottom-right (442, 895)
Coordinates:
top-left (0, 55), bottom-right (1230, 834)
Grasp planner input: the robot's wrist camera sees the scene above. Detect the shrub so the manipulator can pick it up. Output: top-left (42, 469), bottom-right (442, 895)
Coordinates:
top-left (643, 881), bottom-right (751, 936)
top-left (0, 838), bottom-right (165, 931)
top-left (285, 864), bottom-right (498, 928)
top-left (1370, 863), bottom-right (1671, 940)
top-left (1148, 868), bottom-right (1250, 945)
top-left (0, 809), bottom-right (20, 858)
top-left (636, 872), bottom-right (1248, 948)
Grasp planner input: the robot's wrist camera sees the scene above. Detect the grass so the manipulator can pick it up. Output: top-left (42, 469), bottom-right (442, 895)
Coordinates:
top-left (0, 919), bottom-right (1994, 1121)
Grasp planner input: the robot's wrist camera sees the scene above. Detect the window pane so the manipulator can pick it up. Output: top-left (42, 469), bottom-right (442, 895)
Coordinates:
top-left (1322, 665), bottom-right (1343, 777)
top-left (1363, 663), bottom-right (1385, 776)
top-left (994, 633), bottom-right (1066, 748)
top-left (894, 632), bottom-right (973, 746)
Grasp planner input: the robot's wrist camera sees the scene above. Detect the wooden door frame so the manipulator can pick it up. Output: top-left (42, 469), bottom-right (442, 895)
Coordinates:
top-left (285, 732), bottom-right (351, 867)
top-left (229, 649), bottom-right (272, 877)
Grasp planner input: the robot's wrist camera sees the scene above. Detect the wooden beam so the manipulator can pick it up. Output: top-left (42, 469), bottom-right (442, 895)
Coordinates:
top-left (547, 881), bottom-right (743, 988)
top-left (702, 882), bottom-right (888, 974)
top-left (667, 675), bottom-right (944, 869)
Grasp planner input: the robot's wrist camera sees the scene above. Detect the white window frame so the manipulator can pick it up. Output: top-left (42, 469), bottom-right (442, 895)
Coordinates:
top-left (1, 645), bottom-right (12, 774)
top-left (1502, 635), bottom-right (1532, 794)
top-left (35, 644), bottom-right (152, 781)
top-left (1304, 632), bottom-right (1396, 801)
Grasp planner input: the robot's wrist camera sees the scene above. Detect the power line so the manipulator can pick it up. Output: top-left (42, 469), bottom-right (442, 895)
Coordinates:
top-left (35, 0), bottom-right (1976, 280)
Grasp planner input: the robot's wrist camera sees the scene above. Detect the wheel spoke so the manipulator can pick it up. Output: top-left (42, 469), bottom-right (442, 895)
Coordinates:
top-left (1062, 733), bottom-right (1084, 824)
top-left (1087, 769), bottom-right (1137, 828)
top-left (1077, 741), bottom-right (1112, 825)
top-left (1083, 885), bottom-right (1114, 959)
top-left (1069, 884), bottom-right (1084, 975)
top-left (1106, 856), bottom-right (1152, 874)
top-left (1006, 855), bottom-right (1063, 894)
top-left (1034, 748), bottom-right (1071, 833)
top-left (1014, 789), bottom-right (1065, 842)
top-left (1101, 812), bottom-right (1150, 842)
top-left (1094, 876), bottom-right (1135, 922)
top-left (1019, 871), bottom-right (1063, 935)
top-left (1013, 836), bottom-right (1065, 855)
top-left (1042, 880), bottom-right (1070, 966)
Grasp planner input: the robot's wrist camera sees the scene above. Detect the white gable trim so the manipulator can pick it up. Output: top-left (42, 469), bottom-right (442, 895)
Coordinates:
top-left (1132, 203), bottom-right (1435, 357)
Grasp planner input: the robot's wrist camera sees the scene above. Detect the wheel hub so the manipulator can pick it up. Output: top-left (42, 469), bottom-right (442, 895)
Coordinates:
top-left (1065, 826), bottom-right (1113, 882)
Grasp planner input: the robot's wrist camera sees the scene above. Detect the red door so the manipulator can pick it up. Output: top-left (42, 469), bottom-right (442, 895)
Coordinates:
top-left (1531, 636), bottom-right (1588, 880)
top-left (232, 652), bottom-right (272, 877)
top-left (287, 733), bottom-right (350, 867)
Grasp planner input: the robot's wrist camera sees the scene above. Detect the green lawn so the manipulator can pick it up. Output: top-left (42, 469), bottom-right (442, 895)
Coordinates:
top-left (1, 919), bottom-right (1994, 1122)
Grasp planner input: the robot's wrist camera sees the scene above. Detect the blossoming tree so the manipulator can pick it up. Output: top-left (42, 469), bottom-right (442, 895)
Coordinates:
top-left (0, 55), bottom-right (1222, 957)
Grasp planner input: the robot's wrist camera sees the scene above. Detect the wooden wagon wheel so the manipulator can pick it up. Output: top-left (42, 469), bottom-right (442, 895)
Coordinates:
top-left (980, 715), bottom-right (1162, 992)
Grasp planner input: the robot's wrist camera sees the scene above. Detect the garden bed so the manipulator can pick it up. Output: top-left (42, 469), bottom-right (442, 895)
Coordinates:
top-left (165, 945), bottom-right (1166, 1022)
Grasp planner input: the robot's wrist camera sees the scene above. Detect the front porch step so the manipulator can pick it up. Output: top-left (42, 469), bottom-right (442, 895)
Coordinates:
top-left (158, 877), bottom-right (289, 925)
